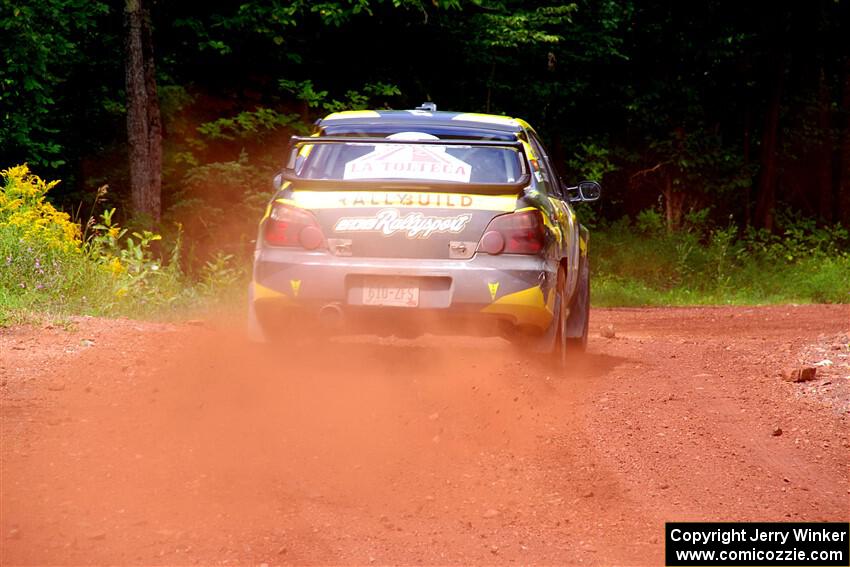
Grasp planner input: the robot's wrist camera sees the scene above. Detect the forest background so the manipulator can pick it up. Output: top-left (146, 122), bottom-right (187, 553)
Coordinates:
top-left (1, 0), bottom-right (848, 321)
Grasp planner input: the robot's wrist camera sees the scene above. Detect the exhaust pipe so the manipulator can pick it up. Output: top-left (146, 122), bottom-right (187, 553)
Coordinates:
top-left (318, 303), bottom-right (344, 329)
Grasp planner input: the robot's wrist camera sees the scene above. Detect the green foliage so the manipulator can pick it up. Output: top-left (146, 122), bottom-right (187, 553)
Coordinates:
top-left (197, 108), bottom-right (303, 141)
top-left (6, 0), bottom-right (847, 231)
top-left (198, 252), bottom-right (243, 297)
top-left (567, 143), bottom-right (616, 182)
top-left (278, 79), bottom-right (329, 109)
top-left (174, 0), bottom-right (460, 55)
top-left (279, 79), bottom-right (402, 114)
top-left (158, 85), bottom-right (194, 123)
top-left (465, 2), bottom-right (577, 50)
top-left (593, 211), bottom-right (850, 306)
top-left (707, 224), bottom-right (736, 289)
top-left (634, 208), bottom-right (664, 235)
top-left (0, 0), bottom-right (109, 167)
top-left (83, 207), bottom-right (178, 306)
top-left (165, 153), bottom-right (267, 267)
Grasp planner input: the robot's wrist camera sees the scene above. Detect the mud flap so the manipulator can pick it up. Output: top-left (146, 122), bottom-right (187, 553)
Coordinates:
top-left (530, 291), bottom-right (560, 354)
top-left (565, 256), bottom-right (589, 339)
top-left (246, 283), bottom-right (268, 343)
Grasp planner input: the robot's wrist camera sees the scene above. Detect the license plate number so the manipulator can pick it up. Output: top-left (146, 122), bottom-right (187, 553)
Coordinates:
top-left (362, 277), bottom-right (419, 307)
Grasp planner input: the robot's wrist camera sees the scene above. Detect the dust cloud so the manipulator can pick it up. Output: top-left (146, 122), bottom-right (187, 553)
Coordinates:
top-left (2, 319), bottom-right (606, 565)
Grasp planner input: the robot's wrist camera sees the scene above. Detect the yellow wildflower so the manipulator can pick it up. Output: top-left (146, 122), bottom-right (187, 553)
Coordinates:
top-left (1, 165), bottom-right (81, 254)
top-left (107, 256), bottom-right (124, 276)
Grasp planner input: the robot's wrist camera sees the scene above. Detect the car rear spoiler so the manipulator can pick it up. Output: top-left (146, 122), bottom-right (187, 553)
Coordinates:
top-left (280, 136), bottom-right (531, 194)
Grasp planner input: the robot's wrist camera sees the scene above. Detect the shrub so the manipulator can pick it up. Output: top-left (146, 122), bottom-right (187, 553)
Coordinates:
top-left (0, 165), bottom-right (203, 321)
top-left (1, 165), bottom-right (86, 310)
top-left (0, 164), bottom-right (80, 253)
top-left (593, 211), bottom-right (850, 306)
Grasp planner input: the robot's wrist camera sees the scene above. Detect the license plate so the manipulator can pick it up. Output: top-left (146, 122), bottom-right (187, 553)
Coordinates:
top-left (362, 277), bottom-right (419, 307)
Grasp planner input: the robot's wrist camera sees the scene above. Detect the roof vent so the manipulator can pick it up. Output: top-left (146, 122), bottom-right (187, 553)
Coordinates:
top-left (415, 101), bottom-right (437, 112)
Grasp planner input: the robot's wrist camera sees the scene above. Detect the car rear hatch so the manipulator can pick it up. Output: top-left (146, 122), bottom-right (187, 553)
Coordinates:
top-left (280, 135), bottom-right (529, 260)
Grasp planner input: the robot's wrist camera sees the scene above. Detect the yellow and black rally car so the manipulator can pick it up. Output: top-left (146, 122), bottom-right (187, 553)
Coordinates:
top-left (249, 103), bottom-right (600, 365)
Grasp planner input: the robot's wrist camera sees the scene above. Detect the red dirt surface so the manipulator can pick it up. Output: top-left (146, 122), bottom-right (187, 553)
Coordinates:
top-left (1, 305), bottom-right (848, 565)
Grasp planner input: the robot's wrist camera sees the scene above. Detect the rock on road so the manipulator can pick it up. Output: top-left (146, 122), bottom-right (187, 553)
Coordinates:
top-left (1, 305), bottom-right (848, 565)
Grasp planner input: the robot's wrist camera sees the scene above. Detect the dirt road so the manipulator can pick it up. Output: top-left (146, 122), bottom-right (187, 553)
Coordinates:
top-left (1, 305), bottom-right (848, 565)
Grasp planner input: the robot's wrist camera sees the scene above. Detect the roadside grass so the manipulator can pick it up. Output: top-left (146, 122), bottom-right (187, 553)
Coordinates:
top-left (591, 211), bottom-right (850, 307)
top-left (0, 238), bottom-right (248, 327)
top-left (0, 231), bottom-right (248, 326)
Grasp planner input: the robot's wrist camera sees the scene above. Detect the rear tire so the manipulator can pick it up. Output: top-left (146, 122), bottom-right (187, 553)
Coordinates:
top-left (565, 256), bottom-right (590, 353)
top-left (247, 284), bottom-right (269, 343)
top-left (552, 266), bottom-right (569, 369)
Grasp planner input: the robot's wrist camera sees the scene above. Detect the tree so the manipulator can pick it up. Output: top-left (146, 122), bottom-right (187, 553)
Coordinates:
top-left (3, 0), bottom-right (849, 233)
top-left (840, 58), bottom-right (850, 227)
top-left (753, 50), bottom-right (784, 231)
top-left (124, 0), bottom-right (162, 221)
top-left (0, 1), bottom-right (109, 168)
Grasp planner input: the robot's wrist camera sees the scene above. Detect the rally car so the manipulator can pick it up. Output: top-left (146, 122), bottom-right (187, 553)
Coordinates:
top-left (249, 104), bottom-right (600, 365)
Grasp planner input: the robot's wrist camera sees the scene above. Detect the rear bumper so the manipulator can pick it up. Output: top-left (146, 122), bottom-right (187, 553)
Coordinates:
top-left (251, 248), bottom-right (558, 335)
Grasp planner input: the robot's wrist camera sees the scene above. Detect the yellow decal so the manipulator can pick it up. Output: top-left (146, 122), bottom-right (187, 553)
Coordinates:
top-left (323, 110), bottom-right (381, 121)
top-left (290, 190), bottom-right (517, 212)
top-left (253, 281), bottom-right (288, 301)
top-left (480, 285), bottom-right (553, 330)
top-left (290, 279), bottom-right (302, 297)
top-left (297, 144), bottom-right (314, 159)
top-left (488, 281), bottom-right (500, 301)
top-left (261, 202), bottom-right (273, 221)
top-left (520, 139), bottom-right (536, 160)
top-left (295, 132), bottom-right (321, 159)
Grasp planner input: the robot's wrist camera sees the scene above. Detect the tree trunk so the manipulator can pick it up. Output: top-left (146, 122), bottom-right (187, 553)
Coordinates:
top-left (743, 107), bottom-right (752, 227)
top-left (485, 62), bottom-right (496, 114)
top-left (125, 0), bottom-right (161, 221)
top-left (141, 0), bottom-right (162, 217)
top-left (815, 68), bottom-right (833, 223)
top-left (754, 54), bottom-right (784, 231)
top-left (662, 172), bottom-right (685, 233)
top-left (838, 58), bottom-right (850, 227)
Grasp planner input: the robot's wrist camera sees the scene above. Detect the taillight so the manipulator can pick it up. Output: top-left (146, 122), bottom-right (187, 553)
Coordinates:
top-left (263, 203), bottom-right (325, 249)
top-left (479, 209), bottom-right (545, 255)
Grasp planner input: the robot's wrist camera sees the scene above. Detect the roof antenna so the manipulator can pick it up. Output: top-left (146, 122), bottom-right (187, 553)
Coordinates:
top-left (415, 101), bottom-right (437, 112)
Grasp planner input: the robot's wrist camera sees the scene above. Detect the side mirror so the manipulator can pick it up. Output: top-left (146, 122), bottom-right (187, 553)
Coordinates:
top-left (565, 180), bottom-right (602, 202)
top-left (578, 180), bottom-right (601, 201)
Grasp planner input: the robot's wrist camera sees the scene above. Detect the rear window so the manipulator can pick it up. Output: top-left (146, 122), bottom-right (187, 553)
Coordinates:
top-left (295, 133), bottom-right (524, 185)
